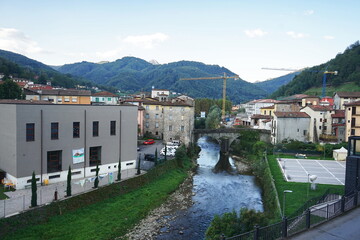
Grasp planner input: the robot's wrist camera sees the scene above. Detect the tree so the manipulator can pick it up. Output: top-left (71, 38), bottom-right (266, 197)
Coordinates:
top-left (136, 154), bottom-right (141, 175)
top-left (0, 79), bottom-right (23, 99)
top-left (94, 163), bottom-right (99, 188)
top-left (164, 144), bottom-right (167, 161)
top-left (66, 166), bottom-right (72, 197)
top-left (31, 171), bottom-right (37, 207)
top-left (205, 105), bottom-right (221, 129)
top-left (154, 148), bottom-right (158, 166)
top-left (175, 145), bottom-right (186, 168)
top-left (117, 158), bottom-right (121, 181)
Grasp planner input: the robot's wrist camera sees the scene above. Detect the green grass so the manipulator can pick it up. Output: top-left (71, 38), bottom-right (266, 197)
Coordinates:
top-left (277, 154), bottom-right (334, 161)
top-left (3, 168), bottom-right (189, 240)
top-left (267, 155), bottom-right (344, 217)
top-left (303, 82), bottom-right (360, 97)
top-left (0, 185), bottom-right (9, 200)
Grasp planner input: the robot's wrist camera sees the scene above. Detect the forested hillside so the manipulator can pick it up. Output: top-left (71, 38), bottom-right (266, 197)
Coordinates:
top-left (58, 57), bottom-right (268, 103)
top-left (271, 41), bottom-right (360, 98)
top-left (255, 72), bottom-right (299, 95)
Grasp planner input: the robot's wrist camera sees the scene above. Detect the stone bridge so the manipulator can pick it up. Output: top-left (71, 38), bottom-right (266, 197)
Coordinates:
top-left (192, 128), bottom-right (271, 150)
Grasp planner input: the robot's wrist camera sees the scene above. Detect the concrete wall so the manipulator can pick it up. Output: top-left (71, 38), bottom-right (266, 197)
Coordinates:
top-left (272, 117), bottom-right (310, 144)
top-left (0, 103), bottom-right (137, 188)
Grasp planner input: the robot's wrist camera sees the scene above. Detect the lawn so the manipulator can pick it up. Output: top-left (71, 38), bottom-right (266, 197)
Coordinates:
top-left (0, 185), bottom-right (9, 200)
top-left (267, 155), bottom-right (344, 217)
top-left (3, 168), bottom-right (189, 240)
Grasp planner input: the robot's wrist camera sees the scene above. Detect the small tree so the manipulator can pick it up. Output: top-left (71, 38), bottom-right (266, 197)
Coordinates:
top-left (31, 171), bottom-right (37, 207)
top-left (136, 154), bottom-right (141, 175)
top-left (66, 166), bottom-right (72, 197)
top-left (117, 158), bottom-right (121, 181)
top-left (155, 148), bottom-right (158, 166)
top-left (164, 144), bottom-right (167, 161)
top-left (94, 163), bottom-right (99, 188)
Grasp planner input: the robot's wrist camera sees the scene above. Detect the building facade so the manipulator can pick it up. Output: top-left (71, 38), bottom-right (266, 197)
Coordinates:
top-left (0, 100), bottom-right (137, 189)
top-left (334, 92), bottom-right (360, 110)
top-left (345, 101), bottom-right (360, 141)
top-left (91, 91), bottom-right (119, 105)
top-left (25, 89), bottom-right (91, 105)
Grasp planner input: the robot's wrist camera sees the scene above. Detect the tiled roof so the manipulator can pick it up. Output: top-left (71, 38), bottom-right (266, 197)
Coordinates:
top-left (344, 100), bottom-right (360, 106)
top-left (0, 99), bottom-right (53, 105)
top-left (335, 92), bottom-right (360, 98)
top-left (92, 91), bottom-right (118, 97)
top-left (251, 114), bottom-right (271, 119)
top-left (274, 112), bottom-right (310, 118)
top-left (331, 110), bottom-right (345, 118)
top-left (260, 105), bottom-right (274, 109)
top-left (26, 89), bottom-right (91, 96)
top-left (307, 105), bottom-right (333, 111)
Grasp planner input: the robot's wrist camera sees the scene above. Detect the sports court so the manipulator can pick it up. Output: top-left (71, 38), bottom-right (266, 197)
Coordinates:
top-left (277, 158), bottom-right (346, 185)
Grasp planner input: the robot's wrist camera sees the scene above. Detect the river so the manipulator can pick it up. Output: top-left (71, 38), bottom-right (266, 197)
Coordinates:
top-left (155, 137), bottom-right (264, 240)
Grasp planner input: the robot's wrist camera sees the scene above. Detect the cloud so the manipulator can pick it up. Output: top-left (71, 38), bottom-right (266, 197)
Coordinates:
top-left (123, 33), bottom-right (169, 49)
top-left (304, 10), bottom-right (314, 15)
top-left (244, 29), bottom-right (268, 38)
top-left (286, 31), bottom-right (308, 39)
top-left (0, 28), bottom-right (46, 55)
top-left (323, 35), bottom-right (335, 40)
top-left (95, 47), bottom-right (123, 59)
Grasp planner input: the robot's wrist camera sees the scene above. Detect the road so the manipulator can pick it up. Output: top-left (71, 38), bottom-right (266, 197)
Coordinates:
top-left (137, 140), bottom-right (165, 170)
top-left (290, 207), bottom-right (360, 240)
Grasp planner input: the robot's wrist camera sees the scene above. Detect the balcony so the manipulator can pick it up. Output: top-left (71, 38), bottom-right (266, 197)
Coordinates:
top-left (319, 134), bottom-right (338, 142)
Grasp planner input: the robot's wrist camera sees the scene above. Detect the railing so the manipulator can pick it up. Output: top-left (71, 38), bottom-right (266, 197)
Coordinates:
top-left (225, 190), bottom-right (360, 240)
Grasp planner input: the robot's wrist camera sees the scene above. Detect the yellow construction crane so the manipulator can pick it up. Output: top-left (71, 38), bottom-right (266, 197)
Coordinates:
top-left (180, 72), bottom-right (239, 120)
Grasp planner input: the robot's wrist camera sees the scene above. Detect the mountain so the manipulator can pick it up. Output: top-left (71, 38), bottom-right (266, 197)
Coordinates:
top-left (271, 41), bottom-right (360, 98)
top-left (58, 57), bottom-right (267, 103)
top-left (255, 72), bottom-right (299, 95)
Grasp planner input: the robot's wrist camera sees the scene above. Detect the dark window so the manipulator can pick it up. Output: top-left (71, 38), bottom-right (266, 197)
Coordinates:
top-left (110, 121), bottom-right (116, 135)
top-left (351, 129), bottom-right (355, 135)
top-left (73, 122), bottom-right (80, 138)
top-left (26, 123), bottom-right (35, 141)
top-left (47, 150), bottom-right (62, 173)
top-left (352, 107), bottom-right (356, 115)
top-left (352, 118), bottom-right (356, 127)
top-left (90, 146), bottom-right (101, 166)
top-left (93, 121), bottom-right (99, 137)
top-left (51, 122), bottom-right (59, 140)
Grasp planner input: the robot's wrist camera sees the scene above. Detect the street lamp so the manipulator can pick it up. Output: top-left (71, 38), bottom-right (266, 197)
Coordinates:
top-left (283, 190), bottom-right (293, 218)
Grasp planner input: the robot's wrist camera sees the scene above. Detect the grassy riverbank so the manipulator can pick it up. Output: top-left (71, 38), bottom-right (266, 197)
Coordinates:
top-left (267, 155), bottom-right (345, 217)
top-left (2, 154), bottom-right (195, 240)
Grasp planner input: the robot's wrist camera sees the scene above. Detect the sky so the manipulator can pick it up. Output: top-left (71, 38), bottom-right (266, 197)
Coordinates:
top-left (0, 0), bottom-right (359, 83)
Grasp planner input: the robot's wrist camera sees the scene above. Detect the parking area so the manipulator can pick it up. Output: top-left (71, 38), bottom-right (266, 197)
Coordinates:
top-left (277, 158), bottom-right (346, 185)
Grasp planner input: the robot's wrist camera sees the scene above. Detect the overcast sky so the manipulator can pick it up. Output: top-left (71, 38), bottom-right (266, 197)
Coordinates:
top-left (0, 0), bottom-right (359, 82)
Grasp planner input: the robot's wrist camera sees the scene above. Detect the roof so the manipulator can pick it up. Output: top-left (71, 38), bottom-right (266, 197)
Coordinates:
top-left (335, 92), bottom-right (360, 98)
top-left (306, 105), bottom-right (333, 111)
top-left (281, 94), bottom-right (309, 100)
top-left (92, 91), bottom-right (118, 97)
top-left (251, 114), bottom-right (271, 119)
top-left (344, 100), bottom-right (360, 106)
top-left (332, 110), bottom-right (345, 118)
top-left (124, 98), bottom-right (192, 107)
top-left (26, 89), bottom-right (91, 96)
top-left (274, 112), bottom-right (310, 118)
top-left (0, 99), bottom-right (53, 105)
top-left (260, 105), bottom-right (274, 109)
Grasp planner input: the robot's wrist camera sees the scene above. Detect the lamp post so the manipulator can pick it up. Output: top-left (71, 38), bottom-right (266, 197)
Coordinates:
top-left (283, 190), bottom-right (293, 218)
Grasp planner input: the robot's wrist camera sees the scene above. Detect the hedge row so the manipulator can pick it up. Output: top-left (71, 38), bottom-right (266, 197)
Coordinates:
top-left (0, 160), bottom-right (179, 238)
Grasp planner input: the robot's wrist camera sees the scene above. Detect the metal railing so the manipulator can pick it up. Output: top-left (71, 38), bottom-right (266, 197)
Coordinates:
top-left (226, 190), bottom-right (360, 240)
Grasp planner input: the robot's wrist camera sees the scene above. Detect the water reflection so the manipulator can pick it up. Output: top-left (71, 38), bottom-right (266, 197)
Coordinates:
top-left (155, 137), bottom-right (263, 240)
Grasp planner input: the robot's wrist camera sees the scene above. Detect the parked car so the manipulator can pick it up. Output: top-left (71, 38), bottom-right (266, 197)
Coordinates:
top-left (143, 139), bottom-right (155, 145)
top-left (144, 154), bottom-right (156, 162)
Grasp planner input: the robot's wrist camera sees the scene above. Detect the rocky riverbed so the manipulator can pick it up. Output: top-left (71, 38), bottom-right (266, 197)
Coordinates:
top-left (117, 171), bottom-right (195, 240)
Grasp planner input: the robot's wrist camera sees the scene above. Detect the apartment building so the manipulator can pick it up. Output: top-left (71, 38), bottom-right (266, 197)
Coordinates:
top-left (345, 101), bottom-right (360, 141)
top-left (334, 92), bottom-right (360, 110)
top-left (25, 89), bottom-right (91, 104)
top-left (91, 91), bottom-right (119, 105)
top-left (0, 100), bottom-right (137, 189)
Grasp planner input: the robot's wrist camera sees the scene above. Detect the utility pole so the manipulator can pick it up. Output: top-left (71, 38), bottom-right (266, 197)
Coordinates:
top-left (180, 73), bottom-right (239, 120)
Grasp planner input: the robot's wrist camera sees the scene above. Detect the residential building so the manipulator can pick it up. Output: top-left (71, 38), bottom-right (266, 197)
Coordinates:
top-left (345, 101), bottom-right (360, 141)
top-left (244, 99), bottom-right (278, 120)
top-left (151, 89), bottom-right (170, 101)
top-left (260, 105), bottom-right (274, 116)
top-left (301, 96), bottom-right (320, 107)
top-left (251, 114), bottom-right (271, 130)
top-left (25, 89), bottom-right (91, 104)
top-left (331, 110), bottom-right (346, 142)
top-left (300, 105), bottom-right (334, 143)
top-left (271, 112), bottom-right (310, 144)
top-left (274, 100), bottom-right (302, 113)
top-left (91, 91), bottom-right (119, 105)
top-left (0, 100), bottom-right (138, 189)
top-left (334, 92), bottom-right (360, 110)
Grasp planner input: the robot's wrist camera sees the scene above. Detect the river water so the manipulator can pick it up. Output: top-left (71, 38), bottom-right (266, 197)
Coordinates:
top-left (155, 137), bottom-right (264, 240)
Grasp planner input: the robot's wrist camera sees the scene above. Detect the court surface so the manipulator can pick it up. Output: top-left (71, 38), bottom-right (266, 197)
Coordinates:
top-left (277, 158), bottom-right (346, 185)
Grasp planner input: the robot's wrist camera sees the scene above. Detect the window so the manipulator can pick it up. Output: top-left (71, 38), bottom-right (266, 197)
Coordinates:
top-left (72, 97), bottom-right (78, 103)
top-left (181, 126), bottom-right (185, 132)
top-left (95, 97), bottom-right (99, 102)
top-left (320, 118), bottom-right (322, 122)
top-left (93, 121), bottom-right (99, 137)
top-left (155, 122), bottom-right (159, 128)
top-left (73, 122), bottom-right (80, 138)
top-left (181, 115), bottom-right (184, 120)
top-left (297, 128), bottom-right (299, 132)
top-left (169, 114), bottom-right (172, 120)
top-left (64, 97), bottom-right (70, 102)
top-left (47, 150), bottom-right (62, 173)
top-left (145, 113), bottom-right (149, 119)
top-left (264, 110), bottom-right (267, 115)
top-left (108, 97), bottom-right (111, 101)
top-left (57, 98), bottom-right (62, 102)
top-left (351, 129), bottom-right (355, 135)
top-left (90, 146), bottom-right (101, 166)
top-left (145, 122), bottom-right (149, 128)
top-left (155, 114), bottom-right (159, 119)
top-left (352, 118), bottom-right (356, 127)
top-left (181, 107), bottom-right (184, 111)
top-left (319, 126), bottom-right (322, 130)
top-left (169, 125), bottom-right (172, 131)
top-left (110, 121), bottom-right (116, 135)
top-left (51, 122), bottom-right (59, 140)
top-left (26, 123), bottom-right (35, 141)
top-left (353, 107), bottom-right (357, 115)
top-left (170, 107), bottom-right (173, 111)
top-left (303, 130), bottom-right (307, 136)
top-left (146, 105), bottom-right (149, 110)
top-left (324, 126), bottom-right (327, 131)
